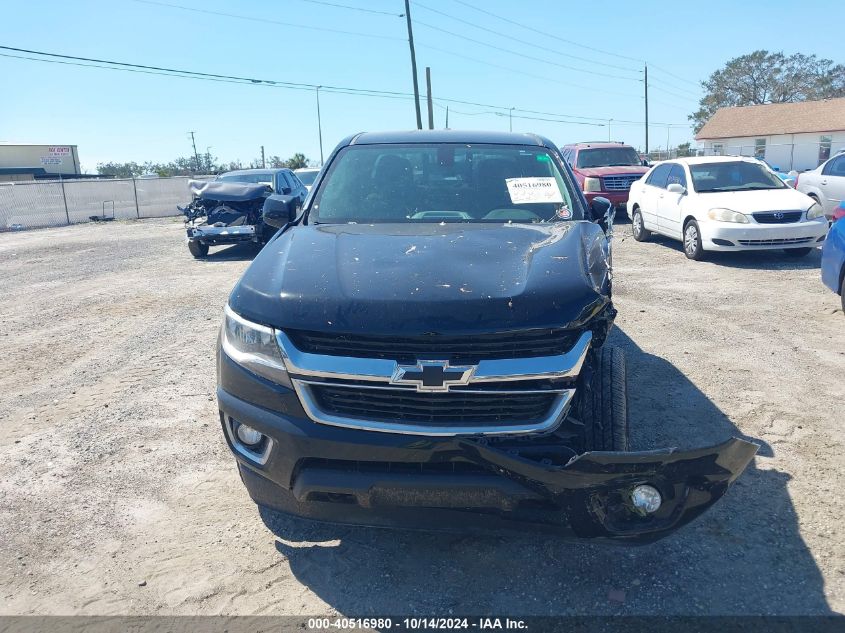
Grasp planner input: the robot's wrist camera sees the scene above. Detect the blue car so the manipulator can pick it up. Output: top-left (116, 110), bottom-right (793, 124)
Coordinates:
top-left (821, 203), bottom-right (845, 312)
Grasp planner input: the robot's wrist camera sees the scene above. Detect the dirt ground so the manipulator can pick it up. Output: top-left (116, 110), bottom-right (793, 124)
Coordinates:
top-left (1, 217), bottom-right (843, 616)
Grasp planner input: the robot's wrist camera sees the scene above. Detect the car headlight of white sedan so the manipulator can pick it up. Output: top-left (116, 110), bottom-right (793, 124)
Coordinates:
top-left (707, 208), bottom-right (749, 224)
top-left (806, 202), bottom-right (826, 220)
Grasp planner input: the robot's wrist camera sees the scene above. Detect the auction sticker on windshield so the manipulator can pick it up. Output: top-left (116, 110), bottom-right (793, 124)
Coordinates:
top-left (506, 177), bottom-right (564, 204)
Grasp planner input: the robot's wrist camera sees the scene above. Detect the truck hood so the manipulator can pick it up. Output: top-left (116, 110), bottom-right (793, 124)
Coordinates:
top-left (229, 222), bottom-right (611, 335)
top-left (694, 187), bottom-right (814, 212)
top-left (576, 165), bottom-right (649, 178)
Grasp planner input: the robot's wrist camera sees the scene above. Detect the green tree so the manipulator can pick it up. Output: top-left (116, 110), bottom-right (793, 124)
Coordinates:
top-left (675, 142), bottom-right (693, 158)
top-left (690, 50), bottom-right (845, 132)
top-left (285, 153), bottom-right (309, 170)
top-left (96, 161), bottom-right (142, 177)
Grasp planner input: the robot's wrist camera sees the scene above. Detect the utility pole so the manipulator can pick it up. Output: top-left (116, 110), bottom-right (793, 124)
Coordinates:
top-left (189, 131), bottom-right (201, 173)
top-left (643, 64), bottom-right (649, 156)
top-left (425, 67), bottom-right (434, 130)
top-left (260, 145), bottom-right (266, 168)
top-left (608, 119), bottom-right (613, 142)
top-left (316, 86), bottom-right (324, 165)
top-left (666, 125), bottom-right (671, 159)
top-left (509, 107), bottom-right (515, 132)
top-left (445, 106), bottom-right (449, 129)
top-left (404, 0), bottom-right (422, 129)
top-left (205, 146), bottom-right (212, 171)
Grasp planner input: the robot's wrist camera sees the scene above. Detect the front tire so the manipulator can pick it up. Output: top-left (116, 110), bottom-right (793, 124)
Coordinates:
top-left (783, 247), bottom-right (812, 257)
top-left (188, 241), bottom-right (209, 258)
top-left (631, 208), bottom-right (650, 242)
top-left (581, 346), bottom-right (629, 452)
top-left (683, 219), bottom-right (705, 260)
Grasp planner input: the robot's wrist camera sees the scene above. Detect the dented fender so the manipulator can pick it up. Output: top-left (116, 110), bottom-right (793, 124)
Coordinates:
top-left (459, 437), bottom-right (758, 543)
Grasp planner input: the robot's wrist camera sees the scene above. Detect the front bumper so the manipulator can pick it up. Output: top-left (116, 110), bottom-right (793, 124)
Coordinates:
top-left (701, 219), bottom-right (828, 251)
top-left (218, 355), bottom-right (757, 543)
top-left (186, 223), bottom-right (257, 244)
top-left (584, 191), bottom-right (630, 208)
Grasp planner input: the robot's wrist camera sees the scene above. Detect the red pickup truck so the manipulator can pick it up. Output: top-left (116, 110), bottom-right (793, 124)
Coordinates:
top-left (560, 142), bottom-right (649, 216)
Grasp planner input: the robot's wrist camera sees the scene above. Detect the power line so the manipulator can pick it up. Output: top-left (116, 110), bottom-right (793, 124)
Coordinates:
top-left (130, 0), bottom-right (405, 41)
top-left (416, 43), bottom-right (640, 101)
top-left (432, 103), bottom-right (604, 127)
top-left (448, 0), bottom-right (702, 96)
top-left (0, 50), bottom-right (413, 100)
top-left (132, 0), bottom-right (693, 102)
top-left (413, 1), bottom-right (641, 74)
top-left (452, 0), bottom-right (644, 64)
top-left (293, 0), bottom-right (404, 17)
top-left (647, 83), bottom-right (699, 103)
top-left (413, 18), bottom-right (641, 82)
top-left (0, 45), bottom-right (692, 127)
top-left (648, 63), bottom-right (702, 88)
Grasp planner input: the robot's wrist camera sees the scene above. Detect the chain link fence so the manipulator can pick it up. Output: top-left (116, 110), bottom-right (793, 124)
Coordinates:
top-left (0, 176), bottom-right (208, 231)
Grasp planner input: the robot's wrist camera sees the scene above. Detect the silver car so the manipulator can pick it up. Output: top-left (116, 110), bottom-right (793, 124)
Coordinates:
top-left (796, 150), bottom-right (845, 220)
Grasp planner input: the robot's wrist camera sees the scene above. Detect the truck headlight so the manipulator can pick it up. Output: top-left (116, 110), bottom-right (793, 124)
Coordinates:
top-left (707, 208), bottom-right (749, 224)
top-left (221, 305), bottom-right (291, 388)
top-left (583, 177), bottom-right (602, 193)
top-left (807, 202), bottom-right (825, 220)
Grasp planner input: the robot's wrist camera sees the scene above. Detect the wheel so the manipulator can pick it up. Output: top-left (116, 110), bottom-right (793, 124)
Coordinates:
top-left (631, 208), bottom-right (650, 242)
top-left (188, 241), bottom-right (209, 258)
top-left (783, 247), bottom-right (812, 257)
top-left (580, 346), bottom-right (628, 452)
top-left (683, 219), bottom-right (704, 260)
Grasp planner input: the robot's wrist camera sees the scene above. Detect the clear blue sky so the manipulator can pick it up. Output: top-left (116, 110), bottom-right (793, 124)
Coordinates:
top-left (2, 0), bottom-right (843, 172)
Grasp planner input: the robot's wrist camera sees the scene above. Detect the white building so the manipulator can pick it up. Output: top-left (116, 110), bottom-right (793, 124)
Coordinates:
top-left (0, 143), bottom-right (81, 182)
top-left (696, 98), bottom-right (845, 172)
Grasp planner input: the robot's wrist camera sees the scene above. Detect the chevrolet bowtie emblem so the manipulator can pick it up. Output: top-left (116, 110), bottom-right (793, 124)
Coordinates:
top-left (390, 361), bottom-right (475, 392)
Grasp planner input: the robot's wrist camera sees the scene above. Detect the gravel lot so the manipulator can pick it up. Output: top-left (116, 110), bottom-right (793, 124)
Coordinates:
top-left (1, 217), bottom-right (843, 616)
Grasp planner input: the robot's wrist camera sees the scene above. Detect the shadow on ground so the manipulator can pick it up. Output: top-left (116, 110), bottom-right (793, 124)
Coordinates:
top-left (201, 243), bottom-right (263, 262)
top-left (640, 232), bottom-right (822, 270)
top-left (257, 328), bottom-right (830, 615)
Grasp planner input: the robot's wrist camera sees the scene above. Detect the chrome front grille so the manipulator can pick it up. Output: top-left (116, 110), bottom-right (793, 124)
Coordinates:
top-left (602, 175), bottom-right (640, 191)
top-left (277, 329), bottom-right (591, 436)
top-left (752, 211), bottom-right (803, 224)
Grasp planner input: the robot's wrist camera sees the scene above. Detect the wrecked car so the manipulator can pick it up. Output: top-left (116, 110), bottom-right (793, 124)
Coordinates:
top-left (180, 168), bottom-right (308, 258)
top-left (216, 130), bottom-right (757, 542)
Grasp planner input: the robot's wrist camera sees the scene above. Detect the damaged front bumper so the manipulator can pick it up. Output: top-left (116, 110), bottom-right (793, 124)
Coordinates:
top-left (186, 223), bottom-right (257, 244)
top-left (218, 361), bottom-right (757, 543)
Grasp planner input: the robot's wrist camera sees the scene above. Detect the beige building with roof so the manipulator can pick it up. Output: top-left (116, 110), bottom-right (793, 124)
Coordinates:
top-left (695, 97), bottom-right (845, 172)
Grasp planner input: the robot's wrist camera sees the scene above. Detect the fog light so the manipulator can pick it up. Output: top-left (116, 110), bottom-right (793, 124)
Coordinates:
top-left (236, 423), bottom-right (263, 446)
top-left (631, 485), bottom-right (662, 514)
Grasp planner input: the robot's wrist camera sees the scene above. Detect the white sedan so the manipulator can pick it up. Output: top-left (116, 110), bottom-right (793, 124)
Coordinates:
top-left (627, 156), bottom-right (828, 260)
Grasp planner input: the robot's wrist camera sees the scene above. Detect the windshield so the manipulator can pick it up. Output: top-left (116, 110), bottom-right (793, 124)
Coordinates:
top-left (310, 144), bottom-right (580, 224)
top-left (296, 169), bottom-right (319, 186)
top-left (217, 172), bottom-right (274, 186)
top-left (689, 161), bottom-right (786, 192)
top-left (576, 147), bottom-right (641, 168)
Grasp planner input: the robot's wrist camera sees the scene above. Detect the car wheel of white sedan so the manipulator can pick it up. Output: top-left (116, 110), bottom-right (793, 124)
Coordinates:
top-left (631, 208), bottom-right (650, 242)
top-left (683, 220), bottom-right (704, 261)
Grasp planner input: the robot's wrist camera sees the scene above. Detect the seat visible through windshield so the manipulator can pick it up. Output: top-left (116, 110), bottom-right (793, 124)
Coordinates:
top-left (311, 144), bottom-right (579, 223)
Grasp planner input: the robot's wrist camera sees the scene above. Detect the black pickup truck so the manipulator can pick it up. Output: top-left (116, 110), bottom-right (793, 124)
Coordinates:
top-left (216, 130), bottom-right (756, 542)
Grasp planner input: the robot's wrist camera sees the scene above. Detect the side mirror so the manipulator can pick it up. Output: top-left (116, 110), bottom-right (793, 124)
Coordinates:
top-left (666, 183), bottom-right (686, 194)
top-left (281, 186), bottom-right (292, 195)
top-left (642, 159), bottom-right (650, 167)
top-left (590, 196), bottom-right (612, 223)
top-left (262, 196), bottom-right (297, 228)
